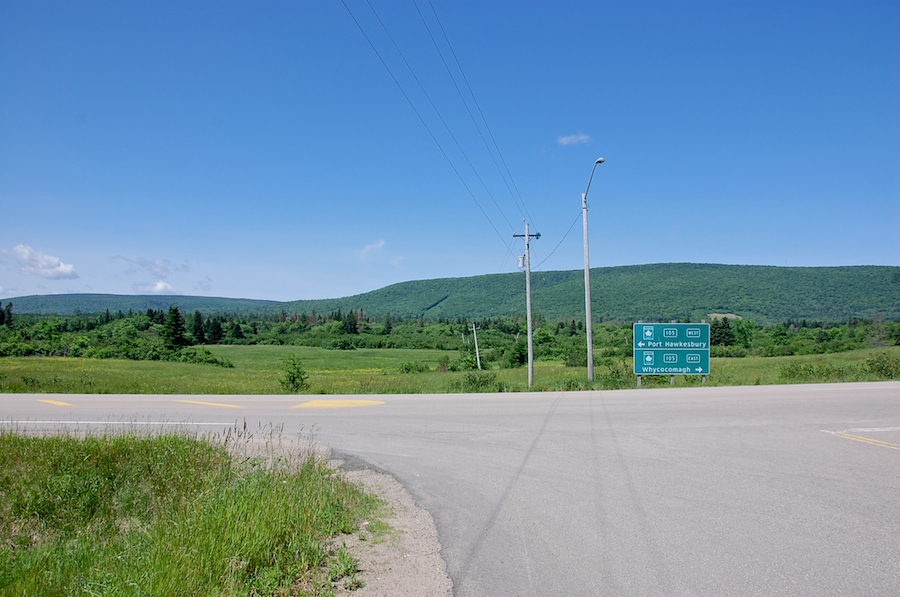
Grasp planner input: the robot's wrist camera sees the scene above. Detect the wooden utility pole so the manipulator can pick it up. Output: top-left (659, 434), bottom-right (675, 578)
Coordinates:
top-left (514, 222), bottom-right (540, 388)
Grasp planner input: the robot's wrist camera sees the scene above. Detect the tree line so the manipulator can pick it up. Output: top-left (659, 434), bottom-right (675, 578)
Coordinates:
top-left (0, 301), bottom-right (897, 367)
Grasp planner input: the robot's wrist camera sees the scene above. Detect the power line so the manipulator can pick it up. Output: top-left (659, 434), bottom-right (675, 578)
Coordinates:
top-left (415, 0), bottom-right (530, 226)
top-left (339, 0), bottom-right (512, 250)
top-left (363, 0), bottom-right (517, 235)
top-left (534, 210), bottom-right (582, 269)
top-left (426, 0), bottom-right (535, 227)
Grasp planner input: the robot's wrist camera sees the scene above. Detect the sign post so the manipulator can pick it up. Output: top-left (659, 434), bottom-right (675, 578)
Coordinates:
top-left (633, 323), bottom-right (710, 386)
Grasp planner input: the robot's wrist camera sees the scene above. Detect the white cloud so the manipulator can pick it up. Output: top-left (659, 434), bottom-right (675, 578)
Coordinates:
top-left (197, 277), bottom-right (213, 292)
top-left (558, 133), bottom-right (591, 145)
top-left (9, 244), bottom-right (78, 279)
top-left (361, 239), bottom-right (386, 258)
top-left (135, 281), bottom-right (175, 294)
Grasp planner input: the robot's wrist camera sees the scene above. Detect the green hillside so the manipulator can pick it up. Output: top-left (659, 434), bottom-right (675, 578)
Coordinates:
top-left (7, 264), bottom-right (900, 324)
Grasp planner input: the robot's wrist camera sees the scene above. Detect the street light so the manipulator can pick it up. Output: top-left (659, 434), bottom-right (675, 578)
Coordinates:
top-left (582, 157), bottom-right (604, 382)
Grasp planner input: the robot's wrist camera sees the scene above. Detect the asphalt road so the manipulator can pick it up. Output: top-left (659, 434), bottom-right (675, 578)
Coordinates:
top-left (5, 382), bottom-right (899, 596)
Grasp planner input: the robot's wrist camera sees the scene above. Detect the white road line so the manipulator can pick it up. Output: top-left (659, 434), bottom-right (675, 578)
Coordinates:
top-left (6, 420), bottom-right (233, 426)
top-left (821, 427), bottom-right (900, 434)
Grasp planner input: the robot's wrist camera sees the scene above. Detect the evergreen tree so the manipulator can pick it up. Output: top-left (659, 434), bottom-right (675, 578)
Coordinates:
top-left (711, 317), bottom-right (735, 346)
top-left (342, 311), bottom-right (358, 334)
top-left (205, 318), bottom-right (224, 344)
top-left (162, 306), bottom-right (190, 349)
top-left (383, 312), bottom-right (393, 335)
top-left (191, 310), bottom-right (206, 344)
top-left (228, 320), bottom-right (246, 341)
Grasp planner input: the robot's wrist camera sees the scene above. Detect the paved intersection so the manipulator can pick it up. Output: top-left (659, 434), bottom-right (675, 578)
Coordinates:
top-left (5, 381), bottom-right (900, 596)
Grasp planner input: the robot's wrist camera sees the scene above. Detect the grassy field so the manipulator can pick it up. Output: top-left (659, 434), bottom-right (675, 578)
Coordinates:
top-left (0, 344), bottom-right (897, 394)
top-left (0, 429), bottom-right (385, 596)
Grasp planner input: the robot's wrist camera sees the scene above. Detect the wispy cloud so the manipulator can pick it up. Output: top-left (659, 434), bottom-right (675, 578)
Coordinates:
top-left (8, 244), bottom-right (78, 279)
top-left (135, 281), bottom-right (175, 294)
top-left (115, 256), bottom-right (189, 278)
top-left (196, 277), bottom-right (213, 292)
top-left (558, 133), bottom-right (591, 145)
top-left (361, 239), bottom-right (386, 259)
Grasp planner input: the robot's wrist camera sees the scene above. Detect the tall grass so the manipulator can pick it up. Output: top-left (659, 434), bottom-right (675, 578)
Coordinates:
top-left (0, 429), bottom-right (382, 596)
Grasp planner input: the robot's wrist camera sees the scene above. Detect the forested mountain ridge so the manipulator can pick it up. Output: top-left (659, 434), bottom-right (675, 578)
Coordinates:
top-left (4, 294), bottom-right (280, 317)
top-left (7, 263), bottom-right (899, 324)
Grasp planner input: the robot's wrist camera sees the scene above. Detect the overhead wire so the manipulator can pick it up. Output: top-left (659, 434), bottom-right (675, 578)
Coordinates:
top-left (342, 1), bottom-right (570, 276)
top-left (339, 0), bottom-right (512, 252)
top-left (362, 0), bottom-right (519, 236)
top-left (534, 211), bottom-right (582, 269)
top-left (415, 0), bottom-right (530, 226)
top-left (425, 0), bottom-right (536, 227)
top-left (420, 0), bottom-right (546, 278)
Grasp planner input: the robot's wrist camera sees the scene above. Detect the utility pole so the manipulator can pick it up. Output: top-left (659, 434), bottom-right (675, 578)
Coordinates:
top-left (582, 157), bottom-right (605, 382)
top-left (514, 222), bottom-right (540, 388)
top-left (471, 322), bottom-right (481, 370)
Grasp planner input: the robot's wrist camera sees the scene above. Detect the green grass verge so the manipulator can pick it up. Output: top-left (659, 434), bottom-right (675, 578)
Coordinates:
top-left (1, 345), bottom-right (898, 394)
top-left (0, 430), bottom-right (384, 596)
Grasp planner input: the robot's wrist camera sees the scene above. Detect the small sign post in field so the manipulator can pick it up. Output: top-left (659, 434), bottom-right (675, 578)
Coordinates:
top-left (633, 323), bottom-right (710, 386)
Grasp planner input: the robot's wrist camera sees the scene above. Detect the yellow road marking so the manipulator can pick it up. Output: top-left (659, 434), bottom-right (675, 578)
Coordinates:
top-left (832, 432), bottom-right (900, 451)
top-left (175, 400), bottom-right (244, 409)
top-left (37, 399), bottom-right (75, 407)
top-left (293, 400), bottom-right (385, 409)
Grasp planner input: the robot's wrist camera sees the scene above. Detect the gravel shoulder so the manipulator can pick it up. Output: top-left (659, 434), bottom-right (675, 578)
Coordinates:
top-left (229, 435), bottom-right (453, 597)
top-left (334, 466), bottom-right (453, 597)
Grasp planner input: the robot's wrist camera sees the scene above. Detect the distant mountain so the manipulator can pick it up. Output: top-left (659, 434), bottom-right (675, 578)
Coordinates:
top-left (7, 264), bottom-right (899, 325)
top-left (5, 294), bottom-right (279, 316)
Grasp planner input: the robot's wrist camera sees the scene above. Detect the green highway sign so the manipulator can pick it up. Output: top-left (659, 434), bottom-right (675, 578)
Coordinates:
top-left (633, 323), bottom-right (710, 375)
top-left (633, 348), bottom-right (710, 375)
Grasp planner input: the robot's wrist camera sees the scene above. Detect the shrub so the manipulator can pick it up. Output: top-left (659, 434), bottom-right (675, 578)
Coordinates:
top-left (564, 347), bottom-right (586, 367)
top-left (450, 353), bottom-right (478, 371)
top-left (0, 339), bottom-right (35, 357)
top-left (178, 346), bottom-right (234, 368)
top-left (865, 352), bottom-right (900, 379)
top-left (711, 345), bottom-right (749, 358)
top-left (400, 361), bottom-right (430, 374)
top-left (462, 371), bottom-right (496, 392)
top-left (279, 355), bottom-right (309, 393)
top-left (327, 338), bottom-right (356, 350)
top-left (503, 340), bottom-right (527, 368)
top-left (777, 361), bottom-right (858, 382)
top-left (598, 360), bottom-right (635, 389)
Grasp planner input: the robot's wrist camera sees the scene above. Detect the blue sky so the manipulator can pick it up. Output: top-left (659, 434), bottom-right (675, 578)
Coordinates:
top-left (2, 0), bottom-right (898, 302)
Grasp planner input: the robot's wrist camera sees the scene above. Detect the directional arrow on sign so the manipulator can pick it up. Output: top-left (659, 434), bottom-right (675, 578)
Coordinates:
top-left (638, 341), bottom-right (645, 347)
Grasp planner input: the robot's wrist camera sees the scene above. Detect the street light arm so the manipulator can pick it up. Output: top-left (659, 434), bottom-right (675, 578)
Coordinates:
top-left (583, 157), bottom-right (605, 205)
